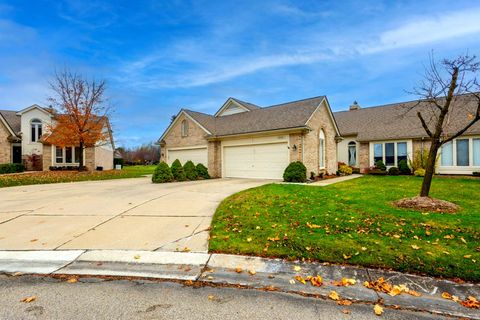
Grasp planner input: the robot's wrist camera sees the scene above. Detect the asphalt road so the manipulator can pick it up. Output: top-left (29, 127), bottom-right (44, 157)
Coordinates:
top-left (0, 275), bottom-right (450, 320)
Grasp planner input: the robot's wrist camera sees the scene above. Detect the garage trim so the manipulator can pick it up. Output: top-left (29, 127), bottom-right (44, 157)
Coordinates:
top-left (166, 145), bottom-right (208, 166)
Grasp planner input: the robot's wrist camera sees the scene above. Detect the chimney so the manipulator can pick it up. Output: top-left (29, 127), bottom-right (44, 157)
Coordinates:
top-left (349, 101), bottom-right (360, 111)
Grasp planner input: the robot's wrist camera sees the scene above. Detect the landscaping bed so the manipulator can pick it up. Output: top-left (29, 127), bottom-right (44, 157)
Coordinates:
top-left (0, 165), bottom-right (156, 188)
top-left (209, 175), bottom-right (480, 281)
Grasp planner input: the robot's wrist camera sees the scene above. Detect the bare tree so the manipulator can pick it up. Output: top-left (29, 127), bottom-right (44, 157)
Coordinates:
top-left (413, 53), bottom-right (480, 197)
top-left (47, 70), bottom-right (111, 170)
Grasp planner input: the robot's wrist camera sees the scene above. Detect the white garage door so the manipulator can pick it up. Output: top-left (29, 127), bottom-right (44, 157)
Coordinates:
top-left (224, 142), bottom-right (288, 179)
top-left (167, 147), bottom-right (208, 166)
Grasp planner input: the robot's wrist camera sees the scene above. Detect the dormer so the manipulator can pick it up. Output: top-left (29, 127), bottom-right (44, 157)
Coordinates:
top-left (214, 98), bottom-right (258, 117)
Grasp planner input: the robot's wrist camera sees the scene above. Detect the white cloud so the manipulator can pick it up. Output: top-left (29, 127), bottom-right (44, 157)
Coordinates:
top-left (364, 7), bottom-right (480, 53)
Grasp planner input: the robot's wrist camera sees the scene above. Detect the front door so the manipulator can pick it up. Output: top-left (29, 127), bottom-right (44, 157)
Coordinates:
top-left (12, 146), bottom-right (22, 164)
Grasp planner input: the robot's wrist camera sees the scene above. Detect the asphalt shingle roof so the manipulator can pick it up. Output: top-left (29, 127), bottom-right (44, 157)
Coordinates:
top-left (183, 96), bottom-right (325, 137)
top-left (0, 110), bottom-right (21, 134)
top-left (333, 94), bottom-right (480, 141)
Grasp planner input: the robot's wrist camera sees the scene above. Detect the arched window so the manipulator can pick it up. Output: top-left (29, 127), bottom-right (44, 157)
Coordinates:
top-left (348, 141), bottom-right (357, 166)
top-left (31, 119), bottom-right (42, 142)
top-left (181, 120), bottom-right (189, 137)
top-left (319, 129), bottom-right (325, 169)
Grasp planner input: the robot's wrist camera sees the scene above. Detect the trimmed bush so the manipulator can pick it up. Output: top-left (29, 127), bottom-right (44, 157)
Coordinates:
top-left (171, 159), bottom-right (186, 181)
top-left (152, 161), bottom-right (174, 183)
top-left (369, 169), bottom-right (388, 176)
top-left (398, 159), bottom-right (411, 175)
top-left (375, 160), bottom-right (386, 171)
top-left (414, 168), bottom-right (426, 177)
top-left (184, 160), bottom-right (198, 180)
top-left (114, 158), bottom-right (124, 167)
top-left (388, 167), bottom-right (400, 176)
top-left (0, 163), bottom-right (25, 174)
top-left (338, 164), bottom-right (353, 175)
top-left (473, 172), bottom-right (480, 177)
top-left (283, 161), bottom-right (307, 182)
top-left (196, 163), bottom-right (210, 179)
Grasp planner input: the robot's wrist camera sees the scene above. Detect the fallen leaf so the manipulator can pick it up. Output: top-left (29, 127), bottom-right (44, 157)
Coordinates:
top-left (12, 272), bottom-right (22, 277)
top-left (293, 266), bottom-right (302, 272)
top-left (374, 304), bottom-right (384, 316)
top-left (328, 291), bottom-right (340, 301)
top-left (460, 296), bottom-right (480, 309)
top-left (464, 255), bottom-right (472, 259)
top-left (21, 296), bottom-right (36, 303)
top-left (248, 269), bottom-right (256, 276)
top-left (30, 239), bottom-right (38, 243)
top-left (342, 254), bottom-right (351, 260)
top-left (208, 295), bottom-right (215, 300)
top-left (182, 247), bottom-right (191, 252)
top-left (235, 267), bottom-right (243, 273)
top-left (460, 237), bottom-right (467, 244)
top-left (332, 277), bottom-right (356, 287)
top-left (295, 275), bottom-right (306, 284)
top-left (441, 292), bottom-right (452, 300)
top-left (184, 280), bottom-right (193, 285)
top-left (309, 275), bottom-right (323, 287)
top-left (306, 222), bottom-right (321, 229)
top-left (411, 244), bottom-right (420, 250)
top-left (289, 279), bottom-right (295, 285)
top-left (337, 299), bottom-right (352, 306)
top-left (66, 277), bottom-right (78, 283)
top-left (133, 254), bottom-right (141, 260)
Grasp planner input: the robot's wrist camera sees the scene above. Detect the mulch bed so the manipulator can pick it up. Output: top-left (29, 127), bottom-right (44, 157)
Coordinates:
top-left (393, 196), bottom-right (459, 213)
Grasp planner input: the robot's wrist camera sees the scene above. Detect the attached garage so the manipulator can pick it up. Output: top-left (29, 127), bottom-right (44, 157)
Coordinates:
top-left (223, 141), bottom-right (289, 179)
top-left (167, 147), bottom-right (208, 166)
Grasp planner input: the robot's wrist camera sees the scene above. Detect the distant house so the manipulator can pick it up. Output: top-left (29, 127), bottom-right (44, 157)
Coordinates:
top-left (335, 94), bottom-right (480, 175)
top-left (159, 94), bottom-right (480, 179)
top-left (0, 104), bottom-right (114, 171)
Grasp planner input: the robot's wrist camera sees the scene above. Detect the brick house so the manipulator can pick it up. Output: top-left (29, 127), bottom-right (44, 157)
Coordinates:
top-left (0, 104), bottom-right (114, 171)
top-left (335, 94), bottom-right (480, 175)
top-left (159, 96), bottom-right (340, 179)
top-left (160, 94), bottom-right (480, 179)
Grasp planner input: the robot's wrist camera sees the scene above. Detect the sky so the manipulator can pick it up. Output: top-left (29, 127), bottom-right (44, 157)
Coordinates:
top-left (1, 0), bottom-right (480, 147)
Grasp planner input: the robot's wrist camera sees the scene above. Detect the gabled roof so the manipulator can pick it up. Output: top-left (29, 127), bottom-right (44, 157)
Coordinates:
top-left (162, 96), bottom-right (329, 140)
top-left (16, 104), bottom-right (51, 116)
top-left (0, 110), bottom-right (21, 134)
top-left (229, 98), bottom-right (262, 111)
top-left (334, 93), bottom-right (480, 141)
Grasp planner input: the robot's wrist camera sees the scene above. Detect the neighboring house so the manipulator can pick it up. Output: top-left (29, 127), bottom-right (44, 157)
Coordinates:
top-left (160, 94), bottom-right (480, 179)
top-left (0, 104), bottom-right (114, 171)
top-left (159, 96), bottom-right (340, 179)
top-left (335, 94), bottom-right (480, 175)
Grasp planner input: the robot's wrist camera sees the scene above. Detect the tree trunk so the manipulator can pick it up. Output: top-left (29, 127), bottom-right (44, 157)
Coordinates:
top-left (79, 141), bottom-right (85, 171)
top-left (420, 141), bottom-right (440, 197)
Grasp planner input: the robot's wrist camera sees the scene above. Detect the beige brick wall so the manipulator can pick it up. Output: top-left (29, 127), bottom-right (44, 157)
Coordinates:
top-left (289, 133), bottom-right (303, 162)
top-left (42, 145), bottom-right (52, 171)
top-left (207, 140), bottom-right (221, 178)
top-left (358, 142), bottom-right (370, 173)
top-left (412, 139), bottom-right (431, 155)
top-left (303, 101), bottom-right (338, 175)
top-left (160, 113), bottom-right (208, 163)
top-left (85, 147), bottom-right (95, 171)
top-left (0, 121), bottom-right (11, 164)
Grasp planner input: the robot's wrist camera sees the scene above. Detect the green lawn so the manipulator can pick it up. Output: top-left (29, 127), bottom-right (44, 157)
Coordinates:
top-left (209, 175), bottom-right (480, 281)
top-left (0, 165), bottom-right (156, 188)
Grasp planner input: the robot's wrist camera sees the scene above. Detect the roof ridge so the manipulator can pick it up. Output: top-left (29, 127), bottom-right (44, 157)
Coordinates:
top-left (334, 92), bottom-right (480, 113)
top-left (183, 109), bottom-right (215, 117)
top-left (263, 95), bottom-right (325, 109)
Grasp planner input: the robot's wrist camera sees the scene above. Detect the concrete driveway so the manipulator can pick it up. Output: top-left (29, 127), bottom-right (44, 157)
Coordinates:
top-left (0, 178), bottom-right (268, 252)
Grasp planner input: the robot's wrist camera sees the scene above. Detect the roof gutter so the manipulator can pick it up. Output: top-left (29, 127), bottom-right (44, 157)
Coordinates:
top-left (205, 126), bottom-right (309, 141)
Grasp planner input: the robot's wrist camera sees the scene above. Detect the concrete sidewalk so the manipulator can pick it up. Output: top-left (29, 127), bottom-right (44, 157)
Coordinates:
top-left (0, 177), bottom-right (268, 252)
top-left (0, 250), bottom-right (478, 319)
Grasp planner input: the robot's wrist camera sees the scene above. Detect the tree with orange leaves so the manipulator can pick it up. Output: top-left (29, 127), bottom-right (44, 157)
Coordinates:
top-left (46, 70), bottom-right (112, 170)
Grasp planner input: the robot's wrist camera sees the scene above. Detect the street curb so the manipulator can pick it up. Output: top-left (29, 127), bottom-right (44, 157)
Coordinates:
top-left (0, 250), bottom-right (479, 319)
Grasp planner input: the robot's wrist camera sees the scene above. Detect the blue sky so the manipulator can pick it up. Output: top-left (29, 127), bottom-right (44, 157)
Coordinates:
top-left (1, 0), bottom-right (480, 147)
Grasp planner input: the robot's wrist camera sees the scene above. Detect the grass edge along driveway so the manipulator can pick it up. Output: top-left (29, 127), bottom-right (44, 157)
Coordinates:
top-left (0, 165), bottom-right (156, 188)
top-left (209, 175), bottom-right (480, 282)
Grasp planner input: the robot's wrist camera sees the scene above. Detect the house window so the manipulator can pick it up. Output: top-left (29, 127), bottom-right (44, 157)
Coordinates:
top-left (474, 139), bottom-right (480, 166)
top-left (456, 139), bottom-right (469, 166)
top-left (55, 146), bottom-right (63, 163)
top-left (181, 120), bottom-right (189, 137)
top-left (65, 147), bottom-right (73, 163)
top-left (31, 119), bottom-right (42, 142)
top-left (319, 130), bottom-right (325, 168)
top-left (374, 143), bottom-right (383, 163)
top-left (385, 143), bottom-right (395, 166)
top-left (55, 146), bottom-right (81, 164)
top-left (348, 141), bottom-right (356, 166)
top-left (397, 142), bottom-right (407, 164)
top-left (441, 141), bottom-right (453, 166)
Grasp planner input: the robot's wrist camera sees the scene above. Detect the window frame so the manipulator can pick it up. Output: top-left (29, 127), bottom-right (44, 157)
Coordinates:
top-left (347, 141), bottom-right (357, 166)
top-left (54, 146), bottom-right (83, 165)
top-left (30, 119), bottom-right (42, 143)
top-left (181, 120), bottom-right (189, 137)
top-left (439, 136), bottom-right (480, 168)
top-left (319, 129), bottom-right (325, 169)
top-left (370, 141), bottom-right (410, 168)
